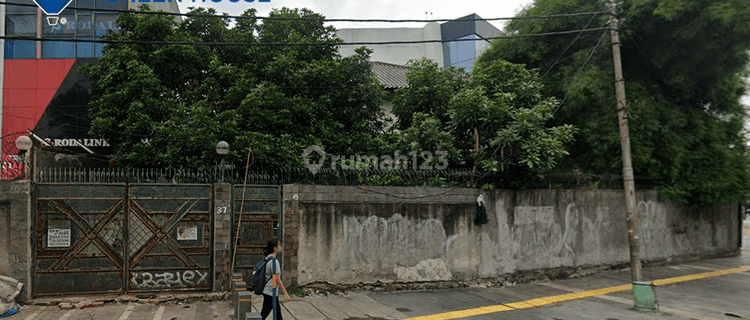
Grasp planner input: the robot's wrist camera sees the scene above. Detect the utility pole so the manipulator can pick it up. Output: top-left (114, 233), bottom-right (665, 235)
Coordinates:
top-left (607, 0), bottom-right (642, 282)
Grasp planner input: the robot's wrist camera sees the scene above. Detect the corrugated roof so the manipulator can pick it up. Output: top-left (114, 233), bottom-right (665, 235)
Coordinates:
top-left (370, 61), bottom-right (411, 89)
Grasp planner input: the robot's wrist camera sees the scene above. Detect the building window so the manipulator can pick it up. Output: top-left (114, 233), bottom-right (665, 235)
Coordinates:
top-left (448, 34), bottom-right (479, 72)
top-left (93, 0), bottom-right (127, 10)
top-left (39, 12), bottom-right (119, 58)
top-left (5, 10), bottom-right (37, 59)
top-left (74, 0), bottom-right (127, 10)
top-left (5, 0), bottom-right (125, 59)
top-left (5, 0), bottom-right (37, 13)
top-left (42, 38), bottom-right (75, 58)
top-left (76, 0), bottom-right (96, 9)
top-left (4, 40), bottom-right (36, 59)
top-left (77, 14), bottom-right (95, 38)
top-left (76, 42), bottom-right (95, 58)
top-left (95, 43), bottom-right (106, 57)
top-left (95, 14), bottom-right (119, 35)
top-left (6, 13), bottom-right (37, 34)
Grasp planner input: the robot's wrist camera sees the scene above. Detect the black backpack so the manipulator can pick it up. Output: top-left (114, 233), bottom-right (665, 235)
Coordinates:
top-left (250, 256), bottom-right (274, 295)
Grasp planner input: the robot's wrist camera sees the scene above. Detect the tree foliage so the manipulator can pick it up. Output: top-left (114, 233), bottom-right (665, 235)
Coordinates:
top-left (392, 58), bottom-right (577, 180)
top-left (479, 0), bottom-right (750, 204)
top-left (82, 6), bottom-right (386, 170)
top-left (391, 59), bottom-right (468, 130)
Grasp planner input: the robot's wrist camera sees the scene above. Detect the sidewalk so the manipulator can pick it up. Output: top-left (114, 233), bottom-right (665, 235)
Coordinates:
top-left (11, 293), bottom-right (406, 320)
top-left (10, 249), bottom-right (750, 320)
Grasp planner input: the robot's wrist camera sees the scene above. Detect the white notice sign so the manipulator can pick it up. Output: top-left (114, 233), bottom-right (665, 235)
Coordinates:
top-left (48, 220), bottom-right (71, 248)
top-left (177, 225), bottom-right (198, 241)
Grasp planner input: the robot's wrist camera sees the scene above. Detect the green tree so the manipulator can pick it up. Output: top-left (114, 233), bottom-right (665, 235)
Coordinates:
top-left (449, 59), bottom-right (577, 178)
top-left (392, 112), bottom-right (459, 167)
top-left (82, 6), bottom-right (386, 170)
top-left (392, 59), bottom-right (576, 180)
top-left (391, 58), bottom-right (469, 130)
top-left (480, 0), bottom-right (750, 204)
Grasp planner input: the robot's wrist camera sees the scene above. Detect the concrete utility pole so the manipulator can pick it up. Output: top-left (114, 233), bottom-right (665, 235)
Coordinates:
top-left (607, 0), bottom-right (642, 282)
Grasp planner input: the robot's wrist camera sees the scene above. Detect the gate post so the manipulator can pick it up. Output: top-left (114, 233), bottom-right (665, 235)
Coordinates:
top-left (213, 183), bottom-right (233, 292)
top-left (0, 181), bottom-right (33, 301)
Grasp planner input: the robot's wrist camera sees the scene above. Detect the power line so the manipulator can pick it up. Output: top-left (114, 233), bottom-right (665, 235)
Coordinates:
top-left (553, 29), bottom-right (608, 115)
top-left (0, 26), bottom-right (609, 46)
top-left (0, 2), bottom-right (607, 23)
top-left (542, 9), bottom-right (604, 77)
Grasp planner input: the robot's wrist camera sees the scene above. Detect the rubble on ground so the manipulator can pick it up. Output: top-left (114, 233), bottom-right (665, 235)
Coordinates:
top-left (0, 276), bottom-right (23, 317)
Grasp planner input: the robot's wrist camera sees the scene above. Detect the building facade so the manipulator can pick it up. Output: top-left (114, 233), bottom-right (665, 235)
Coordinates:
top-left (1, 0), bottom-right (180, 180)
top-left (336, 14), bottom-right (502, 72)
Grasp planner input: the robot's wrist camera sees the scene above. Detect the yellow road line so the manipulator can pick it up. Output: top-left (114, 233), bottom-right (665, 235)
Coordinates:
top-left (403, 265), bottom-right (750, 320)
top-left (652, 265), bottom-right (750, 286)
top-left (404, 305), bottom-right (514, 320)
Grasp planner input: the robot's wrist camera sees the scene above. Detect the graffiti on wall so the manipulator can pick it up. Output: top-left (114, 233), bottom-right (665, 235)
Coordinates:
top-left (130, 270), bottom-right (209, 289)
top-left (2, 132), bottom-right (26, 181)
top-left (1, 154), bottom-right (24, 181)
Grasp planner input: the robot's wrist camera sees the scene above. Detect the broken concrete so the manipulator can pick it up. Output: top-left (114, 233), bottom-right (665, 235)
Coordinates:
top-left (31, 291), bottom-right (230, 308)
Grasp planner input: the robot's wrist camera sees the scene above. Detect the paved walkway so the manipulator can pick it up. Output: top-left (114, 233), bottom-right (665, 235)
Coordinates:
top-left (10, 250), bottom-right (750, 320)
top-left (11, 294), bottom-right (404, 320)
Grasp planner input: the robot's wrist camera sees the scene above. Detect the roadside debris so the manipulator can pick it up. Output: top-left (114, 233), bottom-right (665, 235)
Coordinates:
top-left (0, 276), bottom-right (23, 318)
top-left (37, 292), bottom-right (231, 310)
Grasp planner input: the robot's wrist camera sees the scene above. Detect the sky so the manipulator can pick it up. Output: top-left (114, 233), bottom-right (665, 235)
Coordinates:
top-left (175, 0), bottom-right (534, 30)
top-left (172, 0), bottom-right (750, 110)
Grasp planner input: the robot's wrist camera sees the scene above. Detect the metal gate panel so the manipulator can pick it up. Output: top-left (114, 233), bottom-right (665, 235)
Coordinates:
top-left (232, 185), bottom-right (281, 280)
top-left (34, 184), bottom-right (127, 296)
top-left (127, 184), bottom-right (212, 292)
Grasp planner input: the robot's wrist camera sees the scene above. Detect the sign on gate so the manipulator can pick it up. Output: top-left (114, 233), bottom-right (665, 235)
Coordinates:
top-left (47, 220), bottom-right (71, 248)
top-left (177, 225), bottom-right (199, 241)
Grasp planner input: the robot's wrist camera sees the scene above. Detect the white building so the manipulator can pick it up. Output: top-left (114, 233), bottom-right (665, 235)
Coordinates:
top-left (337, 14), bottom-right (502, 73)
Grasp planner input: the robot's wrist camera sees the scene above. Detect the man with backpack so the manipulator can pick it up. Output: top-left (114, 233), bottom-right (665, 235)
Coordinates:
top-left (251, 239), bottom-right (288, 320)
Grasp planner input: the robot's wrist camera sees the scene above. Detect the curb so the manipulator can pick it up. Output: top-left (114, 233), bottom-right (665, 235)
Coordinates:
top-left (27, 292), bottom-right (230, 309)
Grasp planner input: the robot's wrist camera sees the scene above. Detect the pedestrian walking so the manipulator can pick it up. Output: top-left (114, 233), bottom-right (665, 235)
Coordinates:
top-left (260, 239), bottom-right (284, 320)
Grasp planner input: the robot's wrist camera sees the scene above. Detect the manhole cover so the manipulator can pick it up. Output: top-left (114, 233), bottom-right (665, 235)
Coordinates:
top-left (396, 308), bottom-right (411, 312)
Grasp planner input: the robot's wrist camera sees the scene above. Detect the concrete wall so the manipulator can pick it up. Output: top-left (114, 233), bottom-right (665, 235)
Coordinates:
top-left (0, 181), bottom-right (33, 301)
top-left (0, 202), bottom-right (10, 276)
top-left (282, 186), bottom-right (739, 288)
top-left (336, 23), bottom-right (444, 68)
top-left (382, 92), bottom-right (397, 122)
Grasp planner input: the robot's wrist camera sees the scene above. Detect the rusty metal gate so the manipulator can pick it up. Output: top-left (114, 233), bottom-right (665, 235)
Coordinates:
top-left (232, 185), bottom-right (282, 280)
top-left (34, 183), bottom-right (212, 296)
top-left (127, 184), bottom-right (212, 293)
top-left (35, 184), bottom-right (127, 296)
